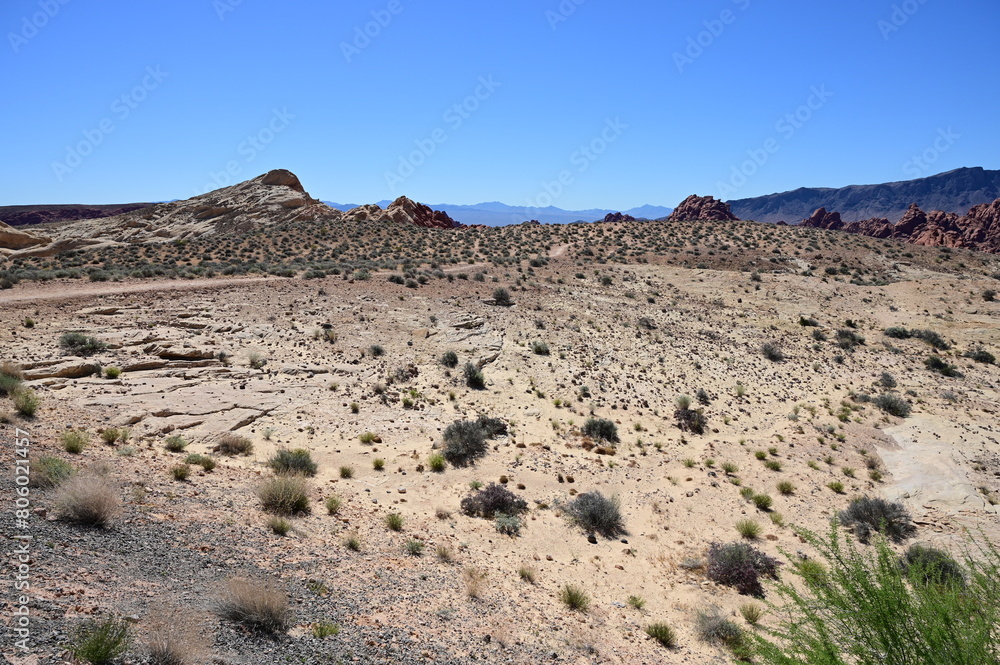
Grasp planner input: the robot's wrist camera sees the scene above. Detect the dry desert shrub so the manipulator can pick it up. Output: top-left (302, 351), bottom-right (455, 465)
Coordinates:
top-left (214, 433), bottom-right (253, 456)
top-left (257, 475), bottom-right (311, 515)
top-left (214, 578), bottom-right (291, 633)
top-left (144, 607), bottom-right (212, 665)
top-left (55, 473), bottom-right (121, 528)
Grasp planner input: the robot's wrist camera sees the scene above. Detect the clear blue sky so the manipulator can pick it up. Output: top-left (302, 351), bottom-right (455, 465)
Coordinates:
top-left (3, 0), bottom-right (998, 210)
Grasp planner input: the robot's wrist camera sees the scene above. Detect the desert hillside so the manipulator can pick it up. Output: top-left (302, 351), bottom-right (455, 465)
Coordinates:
top-left (2, 176), bottom-right (1000, 664)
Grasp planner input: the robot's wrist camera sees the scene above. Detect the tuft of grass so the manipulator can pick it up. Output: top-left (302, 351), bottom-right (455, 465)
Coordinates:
top-left (827, 481), bottom-right (845, 494)
top-left (764, 459), bottom-right (783, 472)
top-left (739, 602), bottom-right (764, 625)
top-left (103, 366), bottom-right (121, 379)
top-left (627, 595), bottom-right (646, 610)
top-left (752, 493), bottom-right (773, 511)
top-left (463, 362), bottom-right (486, 390)
top-left (559, 584), bottom-right (590, 612)
top-left (164, 434), bottom-right (188, 452)
top-left (372, 457), bottom-right (385, 471)
top-left (339, 465), bottom-right (354, 479)
top-left (31, 456), bottom-right (74, 488)
top-left (214, 433), bottom-right (253, 456)
top-left (645, 622), bottom-right (678, 648)
top-left (324, 495), bottom-right (342, 515)
top-left (736, 519), bottom-right (762, 539)
top-left (68, 617), bottom-right (132, 665)
top-left (61, 429), bottom-right (89, 454)
top-left (214, 577), bottom-right (291, 633)
top-left (385, 512), bottom-right (404, 531)
top-left (428, 453), bottom-right (446, 472)
top-left (343, 533), bottom-right (361, 551)
top-left (311, 621), bottom-right (340, 639)
top-left (696, 608), bottom-right (747, 650)
top-left (518, 565), bottom-right (536, 583)
top-left (267, 448), bottom-right (318, 476)
top-left (257, 476), bottom-right (311, 515)
top-left (170, 464), bottom-right (191, 481)
top-left (267, 516), bottom-right (292, 536)
top-left (777, 480), bottom-right (795, 495)
top-left (404, 539), bottom-right (425, 556)
top-left (55, 474), bottom-right (120, 528)
top-left (184, 454), bottom-right (216, 471)
top-left (12, 387), bottom-right (39, 417)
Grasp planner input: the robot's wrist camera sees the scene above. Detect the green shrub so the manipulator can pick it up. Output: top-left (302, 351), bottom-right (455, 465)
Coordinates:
top-left (582, 417), bottom-right (619, 443)
top-left (912, 328), bottom-right (950, 350)
top-left (325, 496), bottom-right (342, 515)
top-left (184, 453), bottom-right (216, 471)
top-left (405, 539), bottom-right (424, 556)
top-left (492, 287), bottom-right (512, 306)
top-left (777, 481), bottom-right (795, 495)
top-left (559, 584), bottom-right (590, 612)
top-left (645, 622), bottom-right (677, 648)
top-left (442, 419), bottom-right (488, 466)
top-left (739, 602), bottom-right (763, 625)
top-left (170, 464), bottom-right (191, 481)
top-left (441, 351), bottom-right (459, 368)
top-left (827, 481), bottom-right (845, 494)
top-left (312, 621), bottom-right (340, 638)
top-left (339, 465), bottom-right (354, 479)
top-left (385, 512), bottom-right (404, 531)
top-left (838, 497), bottom-right (915, 543)
top-left (531, 341), bottom-right (550, 355)
top-left (565, 491), bottom-right (626, 538)
top-left (495, 513), bottom-right (523, 536)
top-left (875, 392), bottom-right (911, 417)
top-left (736, 519), bottom-right (761, 539)
top-left (0, 361), bottom-right (23, 395)
top-left (428, 453), bottom-right (446, 472)
top-left (61, 429), bottom-right (89, 454)
top-left (32, 456), bottom-right (74, 488)
top-left (695, 608), bottom-right (747, 649)
top-left (257, 476), bottom-right (311, 515)
top-left (901, 544), bottom-right (965, 588)
top-left (103, 366), bottom-right (121, 379)
top-left (12, 387), bottom-right (39, 417)
top-left (751, 527), bottom-right (1000, 665)
top-left (164, 434), bottom-right (188, 452)
top-left (268, 516), bottom-right (291, 536)
top-left (752, 494), bottom-right (773, 511)
top-left (372, 457), bottom-right (385, 471)
top-left (965, 348), bottom-right (996, 365)
top-left (884, 326), bottom-right (912, 340)
top-left (59, 332), bottom-right (107, 356)
top-left (68, 617), bottom-right (132, 664)
top-left (925, 355), bottom-right (961, 377)
top-left (267, 448), bottom-right (318, 476)
top-left (463, 362), bottom-right (486, 389)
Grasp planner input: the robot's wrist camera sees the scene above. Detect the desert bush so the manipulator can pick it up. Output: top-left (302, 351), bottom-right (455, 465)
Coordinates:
top-left (0, 361), bottom-right (23, 395)
top-left (559, 584), bottom-right (590, 612)
top-left (751, 527), bottom-right (1000, 665)
top-left (441, 350), bottom-right (459, 368)
top-left (475, 415), bottom-right (508, 437)
top-left (582, 417), bottom-right (619, 443)
top-left (339, 465), bottom-right (354, 478)
top-left (55, 474), bottom-right (121, 528)
top-left (799, 316), bottom-right (819, 327)
top-left (143, 607), bottom-right (211, 665)
top-left (965, 348), bottom-right (996, 365)
top-left (531, 341), bottom-right (550, 355)
top-left (463, 362), bottom-right (486, 389)
top-left (884, 326), bottom-right (912, 339)
top-left (879, 371), bottom-right (898, 388)
top-left (739, 602), bottom-right (763, 625)
top-left (776, 481), bottom-right (795, 495)
top-left (736, 519), bottom-right (761, 539)
top-left (62, 429), bottom-right (89, 453)
top-left (827, 480), bottom-right (845, 494)
top-left (836, 329), bottom-right (866, 350)
top-left (69, 617), bottom-right (132, 664)
top-left (368, 344), bottom-right (385, 357)
top-left (428, 453), bottom-right (446, 472)
top-left (12, 387), bottom-right (39, 417)
top-left (184, 454), bottom-right (216, 471)
top-left (385, 512), bottom-right (404, 531)
top-left (461, 483), bottom-right (528, 518)
top-left (267, 516), bottom-right (291, 535)
top-left (565, 491), bottom-right (626, 538)
top-left (312, 621), bottom-right (340, 638)
top-left (267, 448), bottom-right (318, 476)
top-left (875, 393), bottom-right (910, 418)
top-left (215, 578), bottom-right (291, 633)
top-left (912, 328), bottom-right (950, 350)
top-left (170, 464), bottom-right (191, 481)
top-left (925, 355), bottom-right (961, 377)
top-left (214, 433), bottom-right (253, 456)
top-left (324, 495), bottom-right (342, 515)
top-left (645, 622), bottom-right (678, 648)
top-left (164, 434), bottom-right (188, 452)
top-left (442, 419), bottom-right (488, 466)
top-left (761, 341), bottom-right (785, 361)
top-left (103, 366), bottom-right (121, 379)
top-left (32, 456), bottom-right (74, 488)
top-left (257, 476), bottom-right (311, 515)
top-left (752, 493), bottom-right (774, 511)
top-left (674, 405), bottom-right (707, 434)
top-left (492, 287), bottom-right (512, 306)
top-left (838, 496), bottom-right (916, 543)
top-left (372, 457), bottom-right (385, 471)
top-left (706, 541), bottom-right (780, 597)
top-left (495, 513), bottom-right (523, 536)
top-left (59, 332), bottom-right (107, 356)
top-left (901, 543), bottom-right (965, 588)
top-left (696, 608), bottom-right (746, 649)
top-left (405, 539), bottom-right (424, 556)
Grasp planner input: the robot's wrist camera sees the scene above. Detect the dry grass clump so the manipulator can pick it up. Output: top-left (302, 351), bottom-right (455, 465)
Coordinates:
top-left (214, 578), bottom-right (291, 633)
top-left (214, 433), bottom-right (253, 456)
top-left (55, 473), bottom-right (121, 528)
top-left (257, 475), bottom-right (311, 515)
top-left (144, 607), bottom-right (212, 665)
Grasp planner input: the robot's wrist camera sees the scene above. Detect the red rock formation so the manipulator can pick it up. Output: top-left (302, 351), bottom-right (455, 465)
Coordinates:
top-left (667, 195), bottom-right (738, 221)
top-left (384, 197), bottom-right (465, 229)
top-left (797, 198), bottom-right (1000, 253)
top-left (599, 212), bottom-right (636, 224)
top-left (800, 208), bottom-right (844, 230)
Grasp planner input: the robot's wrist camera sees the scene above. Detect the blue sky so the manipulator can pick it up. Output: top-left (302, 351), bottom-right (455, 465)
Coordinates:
top-left (3, 0), bottom-right (998, 210)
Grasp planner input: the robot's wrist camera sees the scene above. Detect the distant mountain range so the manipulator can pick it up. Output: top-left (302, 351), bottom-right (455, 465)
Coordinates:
top-left (322, 201), bottom-right (673, 226)
top-left (727, 167), bottom-right (1000, 224)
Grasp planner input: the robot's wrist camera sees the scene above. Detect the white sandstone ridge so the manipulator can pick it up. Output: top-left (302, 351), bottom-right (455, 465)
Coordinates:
top-left (0, 221), bottom-right (50, 255)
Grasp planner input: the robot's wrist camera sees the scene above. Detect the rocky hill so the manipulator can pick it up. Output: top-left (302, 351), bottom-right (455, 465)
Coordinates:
top-left (667, 195), bottom-right (739, 221)
top-left (3, 171), bottom-right (467, 257)
top-left (800, 198), bottom-right (1000, 253)
top-left (0, 202), bottom-right (152, 227)
top-left (729, 167), bottom-right (1000, 224)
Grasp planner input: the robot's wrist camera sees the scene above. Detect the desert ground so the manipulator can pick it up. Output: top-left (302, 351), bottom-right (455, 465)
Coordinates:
top-left (2, 220), bottom-right (1000, 664)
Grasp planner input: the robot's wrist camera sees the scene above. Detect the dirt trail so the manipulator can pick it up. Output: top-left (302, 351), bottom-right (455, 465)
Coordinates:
top-left (0, 276), bottom-right (275, 305)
